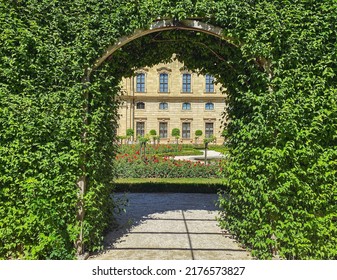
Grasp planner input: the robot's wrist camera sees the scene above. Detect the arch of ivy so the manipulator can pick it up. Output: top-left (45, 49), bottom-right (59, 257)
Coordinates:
top-left (0, 0), bottom-right (336, 260)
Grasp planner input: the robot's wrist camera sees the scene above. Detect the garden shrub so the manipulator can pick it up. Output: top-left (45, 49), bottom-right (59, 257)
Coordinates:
top-left (215, 2), bottom-right (337, 259)
top-left (115, 178), bottom-right (225, 193)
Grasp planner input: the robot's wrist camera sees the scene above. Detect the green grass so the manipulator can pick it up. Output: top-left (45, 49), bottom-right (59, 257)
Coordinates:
top-left (207, 145), bottom-right (229, 154)
top-left (114, 177), bottom-right (226, 193)
top-left (192, 145), bottom-right (229, 154)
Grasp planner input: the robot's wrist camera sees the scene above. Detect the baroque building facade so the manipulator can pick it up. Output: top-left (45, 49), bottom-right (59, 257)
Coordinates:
top-left (117, 58), bottom-right (226, 144)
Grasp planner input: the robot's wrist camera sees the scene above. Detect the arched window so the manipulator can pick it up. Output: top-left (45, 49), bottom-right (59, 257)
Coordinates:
top-left (159, 73), bottom-right (169, 92)
top-left (136, 102), bottom-right (145, 109)
top-left (182, 102), bottom-right (191, 110)
top-left (136, 73), bottom-right (145, 92)
top-left (159, 102), bottom-right (168, 110)
top-left (205, 102), bottom-right (214, 110)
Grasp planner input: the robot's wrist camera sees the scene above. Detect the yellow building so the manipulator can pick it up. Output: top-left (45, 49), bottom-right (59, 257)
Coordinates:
top-left (117, 58), bottom-right (226, 144)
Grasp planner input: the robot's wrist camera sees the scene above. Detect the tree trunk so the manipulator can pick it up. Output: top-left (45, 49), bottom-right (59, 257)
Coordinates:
top-left (204, 143), bottom-right (208, 164)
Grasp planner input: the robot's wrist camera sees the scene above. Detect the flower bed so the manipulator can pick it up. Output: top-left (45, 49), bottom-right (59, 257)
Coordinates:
top-left (115, 152), bottom-right (223, 178)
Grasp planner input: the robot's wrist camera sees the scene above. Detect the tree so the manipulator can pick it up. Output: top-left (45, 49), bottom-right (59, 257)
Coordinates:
top-left (116, 135), bottom-right (127, 144)
top-left (126, 128), bottom-right (134, 143)
top-left (138, 135), bottom-right (150, 160)
top-left (171, 128), bottom-right (180, 146)
top-left (149, 129), bottom-right (157, 145)
top-left (195, 130), bottom-right (203, 144)
top-left (203, 135), bottom-right (216, 164)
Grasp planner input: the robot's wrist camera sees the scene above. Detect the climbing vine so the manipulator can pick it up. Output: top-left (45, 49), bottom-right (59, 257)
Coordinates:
top-left (0, 0), bottom-right (336, 259)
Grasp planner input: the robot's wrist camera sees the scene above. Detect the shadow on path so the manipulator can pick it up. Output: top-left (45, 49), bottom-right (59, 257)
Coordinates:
top-left (104, 193), bottom-right (219, 247)
top-left (90, 192), bottom-right (252, 260)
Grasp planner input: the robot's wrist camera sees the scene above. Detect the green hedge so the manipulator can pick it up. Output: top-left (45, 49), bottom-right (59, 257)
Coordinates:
top-left (216, 2), bottom-right (337, 259)
top-left (1, 0), bottom-right (336, 260)
top-left (115, 178), bottom-right (225, 193)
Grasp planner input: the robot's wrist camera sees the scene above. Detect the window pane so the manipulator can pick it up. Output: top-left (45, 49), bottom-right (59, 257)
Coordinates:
top-left (182, 74), bottom-right (191, 92)
top-left (205, 123), bottom-right (214, 138)
top-left (182, 122), bottom-right (191, 139)
top-left (205, 102), bottom-right (214, 110)
top-left (136, 73), bottom-right (145, 92)
top-left (136, 102), bottom-right (145, 109)
top-left (159, 102), bottom-right (168, 110)
top-left (182, 102), bottom-right (191, 110)
top-left (159, 73), bottom-right (168, 92)
top-left (205, 74), bottom-right (214, 93)
top-left (136, 122), bottom-right (145, 137)
top-left (159, 122), bottom-right (168, 138)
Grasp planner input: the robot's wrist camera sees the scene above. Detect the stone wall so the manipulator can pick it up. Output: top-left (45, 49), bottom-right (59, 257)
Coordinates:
top-left (117, 58), bottom-right (227, 144)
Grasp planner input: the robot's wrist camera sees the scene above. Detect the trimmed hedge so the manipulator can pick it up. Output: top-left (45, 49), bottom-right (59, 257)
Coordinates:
top-left (1, 0), bottom-right (336, 260)
top-left (115, 178), bottom-right (225, 193)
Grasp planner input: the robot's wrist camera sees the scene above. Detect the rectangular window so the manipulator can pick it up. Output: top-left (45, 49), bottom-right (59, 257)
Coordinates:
top-left (159, 73), bottom-right (168, 92)
top-left (205, 74), bottom-right (214, 93)
top-left (182, 73), bottom-right (191, 92)
top-left (136, 122), bottom-right (145, 137)
top-left (205, 123), bottom-right (214, 138)
top-left (182, 122), bottom-right (191, 139)
top-left (136, 73), bottom-right (145, 92)
top-left (182, 102), bottom-right (191, 110)
top-left (159, 122), bottom-right (168, 138)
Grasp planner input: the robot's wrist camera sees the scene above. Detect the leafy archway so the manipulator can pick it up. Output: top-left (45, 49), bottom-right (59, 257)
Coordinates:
top-left (1, 0), bottom-right (336, 260)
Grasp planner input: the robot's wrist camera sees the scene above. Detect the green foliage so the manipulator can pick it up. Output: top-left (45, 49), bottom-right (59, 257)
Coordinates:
top-left (215, 1), bottom-right (337, 260)
top-left (1, 0), bottom-right (336, 260)
top-left (204, 136), bottom-right (216, 145)
top-left (118, 143), bottom-right (203, 157)
top-left (195, 130), bottom-right (203, 137)
top-left (149, 129), bottom-right (158, 144)
top-left (171, 128), bottom-right (180, 138)
top-left (126, 128), bottom-right (134, 138)
top-left (115, 152), bottom-right (222, 179)
top-left (137, 135), bottom-right (150, 144)
top-left (115, 178), bottom-right (225, 193)
top-left (149, 129), bottom-right (157, 136)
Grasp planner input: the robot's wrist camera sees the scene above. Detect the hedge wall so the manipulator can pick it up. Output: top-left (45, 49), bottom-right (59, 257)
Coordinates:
top-left (0, 0), bottom-right (336, 259)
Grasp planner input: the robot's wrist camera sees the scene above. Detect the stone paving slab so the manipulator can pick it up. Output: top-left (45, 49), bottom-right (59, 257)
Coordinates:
top-left (96, 249), bottom-right (193, 260)
top-left (185, 220), bottom-right (221, 233)
top-left (131, 219), bottom-right (187, 233)
top-left (113, 233), bottom-right (191, 249)
top-left (89, 193), bottom-right (252, 260)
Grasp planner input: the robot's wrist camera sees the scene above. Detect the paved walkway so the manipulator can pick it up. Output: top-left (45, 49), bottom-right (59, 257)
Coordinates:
top-left (173, 150), bottom-right (226, 162)
top-left (90, 193), bottom-right (252, 260)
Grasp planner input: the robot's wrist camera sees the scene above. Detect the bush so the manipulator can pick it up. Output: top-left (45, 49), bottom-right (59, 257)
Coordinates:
top-left (114, 178), bottom-right (226, 193)
top-left (1, 0), bottom-right (336, 261)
